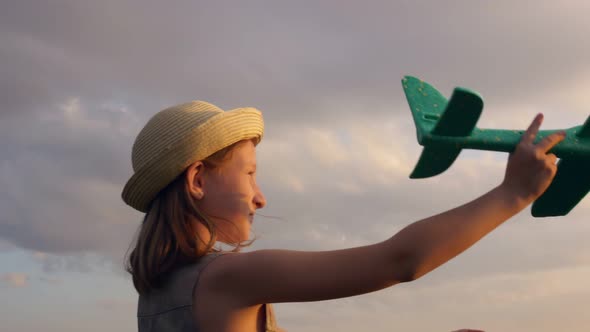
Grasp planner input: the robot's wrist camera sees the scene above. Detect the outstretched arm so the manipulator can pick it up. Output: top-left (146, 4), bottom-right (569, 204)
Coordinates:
top-left (196, 114), bottom-right (565, 306)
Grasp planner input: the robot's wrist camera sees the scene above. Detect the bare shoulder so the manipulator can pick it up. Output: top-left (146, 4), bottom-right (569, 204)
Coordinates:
top-left (194, 241), bottom-right (406, 308)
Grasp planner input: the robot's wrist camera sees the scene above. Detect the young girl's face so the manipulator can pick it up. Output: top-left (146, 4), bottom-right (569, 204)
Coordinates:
top-left (191, 140), bottom-right (266, 244)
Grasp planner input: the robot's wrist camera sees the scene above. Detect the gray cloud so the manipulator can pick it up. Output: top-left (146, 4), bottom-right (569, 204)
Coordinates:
top-left (0, 97), bottom-right (141, 262)
top-left (3, 1), bottom-right (590, 124)
top-left (0, 272), bottom-right (28, 287)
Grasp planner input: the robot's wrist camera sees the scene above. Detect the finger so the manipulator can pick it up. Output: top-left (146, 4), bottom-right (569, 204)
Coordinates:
top-left (546, 153), bottom-right (557, 165)
top-left (521, 113), bottom-right (544, 144)
top-left (536, 131), bottom-right (566, 153)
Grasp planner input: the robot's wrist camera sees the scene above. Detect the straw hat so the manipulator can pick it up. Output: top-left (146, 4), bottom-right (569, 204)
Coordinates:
top-left (121, 101), bottom-right (264, 212)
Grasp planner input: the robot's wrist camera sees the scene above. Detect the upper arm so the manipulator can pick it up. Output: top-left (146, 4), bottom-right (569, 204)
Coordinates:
top-left (197, 240), bottom-right (406, 306)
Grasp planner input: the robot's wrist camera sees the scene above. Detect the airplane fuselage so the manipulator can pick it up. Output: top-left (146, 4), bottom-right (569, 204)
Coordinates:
top-left (417, 125), bottom-right (590, 159)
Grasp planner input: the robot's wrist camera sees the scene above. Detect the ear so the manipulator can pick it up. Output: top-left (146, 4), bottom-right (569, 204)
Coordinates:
top-left (186, 160), bottom-right (206, 200)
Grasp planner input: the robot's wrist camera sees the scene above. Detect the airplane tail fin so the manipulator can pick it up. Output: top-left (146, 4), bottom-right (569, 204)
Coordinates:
top-left (402, 76), bottom-right (483, 178)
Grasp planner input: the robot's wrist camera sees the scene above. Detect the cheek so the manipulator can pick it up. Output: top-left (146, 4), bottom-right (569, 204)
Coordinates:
top-left (207, 177), bottom-right (247, 209)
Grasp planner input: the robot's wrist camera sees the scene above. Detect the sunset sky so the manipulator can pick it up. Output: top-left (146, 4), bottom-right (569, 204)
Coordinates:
top-left (2, 1), bottom-right (590, 331)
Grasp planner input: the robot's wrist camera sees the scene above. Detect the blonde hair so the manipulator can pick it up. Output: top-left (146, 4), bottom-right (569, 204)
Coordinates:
top-left (125, 140), bottom-right (256, 295)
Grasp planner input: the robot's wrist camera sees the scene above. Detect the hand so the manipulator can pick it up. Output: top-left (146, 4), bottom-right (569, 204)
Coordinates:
top-left (500, 113), bottom-right (566, 205)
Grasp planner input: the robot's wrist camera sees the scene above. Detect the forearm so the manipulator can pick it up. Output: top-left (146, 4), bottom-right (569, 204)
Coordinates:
top-left (387, 184), bottom-right (528, 281)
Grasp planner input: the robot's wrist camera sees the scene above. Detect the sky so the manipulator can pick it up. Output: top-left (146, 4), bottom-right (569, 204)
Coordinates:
top-left (1, 1), bottom-right (590, 331)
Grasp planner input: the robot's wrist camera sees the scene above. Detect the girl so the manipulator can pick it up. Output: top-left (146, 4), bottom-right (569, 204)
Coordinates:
top-left (123, 100), bottom-right (565, 332)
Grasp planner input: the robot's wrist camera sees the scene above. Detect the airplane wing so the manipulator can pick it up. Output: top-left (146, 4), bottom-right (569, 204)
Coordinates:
top-left (532, 115), bottom-right (590, 217)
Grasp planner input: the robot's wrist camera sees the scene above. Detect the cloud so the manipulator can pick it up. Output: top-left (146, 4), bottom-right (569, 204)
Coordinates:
top-left (399, 264), bottom-right (590, 307)
top-left (30, 250), bottom-right (111, 274)
top-left (304, 128), bottom-right (351, 166)
top-left (0, 96), bottom-right (142, 264)
top-left (3, 1), bottom-right (590, 127)
top-left (39, 276), bottom-right (62, 285)
top-left (95, 298), bottom-right (135, 312)
top-left (1, 272), bottom-right (28, 287)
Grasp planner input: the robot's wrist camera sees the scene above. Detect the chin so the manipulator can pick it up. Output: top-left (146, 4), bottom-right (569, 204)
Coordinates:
top-left (241, 232), bottom-right (251, 242)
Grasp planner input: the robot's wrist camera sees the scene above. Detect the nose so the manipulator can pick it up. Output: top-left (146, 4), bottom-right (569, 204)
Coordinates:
top-left (254, 185), bottom-right (266, 209)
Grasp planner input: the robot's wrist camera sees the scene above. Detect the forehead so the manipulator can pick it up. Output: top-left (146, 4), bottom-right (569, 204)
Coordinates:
top-left (229, 140), bottom-right (257, 167)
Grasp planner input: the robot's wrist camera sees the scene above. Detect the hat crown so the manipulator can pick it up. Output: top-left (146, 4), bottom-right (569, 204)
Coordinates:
top-left (131, 101), bottom-right (223, 172)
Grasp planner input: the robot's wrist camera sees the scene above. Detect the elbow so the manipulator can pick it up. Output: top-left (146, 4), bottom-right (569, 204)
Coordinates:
top-left (390, 251), bottom-right (421, 283)
top-left (401, 268), bottom-right (428, 283)
top-left (395, 273), bottom-right (416, 284)
top-left (385, 238), bottom-right (431, 283)
top-left (395, 268), bottom-right (419, 283)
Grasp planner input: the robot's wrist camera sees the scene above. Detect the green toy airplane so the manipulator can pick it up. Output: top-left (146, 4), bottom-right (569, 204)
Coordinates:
top-left (402, 76), bottom-right (590, 217)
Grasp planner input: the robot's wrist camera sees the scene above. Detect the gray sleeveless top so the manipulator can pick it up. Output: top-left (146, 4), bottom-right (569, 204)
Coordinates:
top-left (137, 252), bottom-right (282, 332)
